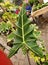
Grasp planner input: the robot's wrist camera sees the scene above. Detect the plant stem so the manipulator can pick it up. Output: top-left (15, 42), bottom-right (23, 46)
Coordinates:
top-left (27, 51), bottom-right (31, 65)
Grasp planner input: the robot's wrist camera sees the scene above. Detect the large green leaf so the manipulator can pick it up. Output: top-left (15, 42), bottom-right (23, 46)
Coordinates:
top-left (8, 4), bottom-right (44, 58)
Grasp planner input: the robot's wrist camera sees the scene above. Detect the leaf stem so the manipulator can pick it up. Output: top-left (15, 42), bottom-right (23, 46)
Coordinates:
top-left (27, 50), bottom-right (31, 65)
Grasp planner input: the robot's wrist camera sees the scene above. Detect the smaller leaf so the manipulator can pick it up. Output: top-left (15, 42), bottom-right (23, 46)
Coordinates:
top-left (7, 32), bottom-right (15, 42)
top-left (8, 44), bottom-right (22, 58)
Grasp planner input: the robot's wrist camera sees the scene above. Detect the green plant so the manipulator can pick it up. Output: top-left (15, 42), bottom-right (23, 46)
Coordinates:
top-left (8, 4), bottom-right (45, 65)
top-left (2, 12), bottom-right (18, 23)
top-left (0, 2), bottom-right (18, 46)
top-left (0, 2), bottom-right (18, 34)
top-left (33, 2), bottom-right (48, 11)
top-left (0, 21), bottom-right (12, 36)
top-left (29, 0), bottom-right (39, 4)
top-left (0, 2), bottom-right (19, 22)
top-left (30, 51), bottom-right (48, 65)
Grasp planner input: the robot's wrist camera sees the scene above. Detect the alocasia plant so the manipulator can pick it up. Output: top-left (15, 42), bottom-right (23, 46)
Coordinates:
top-left (8, 4), bottom-right (44, 65)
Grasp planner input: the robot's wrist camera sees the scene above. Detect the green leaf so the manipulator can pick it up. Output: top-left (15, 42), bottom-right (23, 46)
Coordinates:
top-left (26, 41), bottom-right (43, 57)
top-left (7, 32), bottom-right (15, 42)
top-left (0, 22), bottom-right (11, 33)
top-left (8, 44), bottom-right (22, 58)
top-left (8, 4), bottom-right (44, 58)
top-left (1, 22), bottom-right (7, 31)
top-left (29, 0), bottom-right (38, 4)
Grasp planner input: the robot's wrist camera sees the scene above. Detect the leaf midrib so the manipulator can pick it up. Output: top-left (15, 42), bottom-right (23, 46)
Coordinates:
top-left (22, 8), bottom-right (25, 42)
